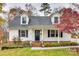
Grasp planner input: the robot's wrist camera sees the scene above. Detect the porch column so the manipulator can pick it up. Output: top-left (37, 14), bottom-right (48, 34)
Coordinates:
top-left (29, 29), bottom-right (33, 46)
top-left (58, 29), bottom-right (60, 43)
top-left (31, 29), bottom-right (33, 41)
top-left (41, 29), bottom-right (44, 47)
top-left (42, 29), bottom-right (43, 41)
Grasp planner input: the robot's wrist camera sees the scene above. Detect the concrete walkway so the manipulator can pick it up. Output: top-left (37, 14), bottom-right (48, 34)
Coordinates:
top-left (32, 46), bottom-right (79, 50)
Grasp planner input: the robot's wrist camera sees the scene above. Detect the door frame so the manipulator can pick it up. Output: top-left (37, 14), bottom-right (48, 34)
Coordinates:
top-left (35, 30), bottom-right (40, 41)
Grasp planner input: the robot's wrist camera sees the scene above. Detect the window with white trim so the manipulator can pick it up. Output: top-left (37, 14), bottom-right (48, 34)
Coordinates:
top-left (48, 30), bottom-right (63, 37)
top-left (19, 30), bottom-right (28, 37)
top-left (21, 16), bottom-right (27, 25)
top-left (54, 17), bottom-right (58, 23)
top-left (51, 30), bottom-right (55, 37)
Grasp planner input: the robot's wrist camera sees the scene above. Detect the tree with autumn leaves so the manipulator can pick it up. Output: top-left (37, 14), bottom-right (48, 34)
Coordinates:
top-left (0, 3), bottom-right (6, 44)
top-left (56, 8), bottom-right (79, 39)
top-left (0, 16), bottom-right (6, 43)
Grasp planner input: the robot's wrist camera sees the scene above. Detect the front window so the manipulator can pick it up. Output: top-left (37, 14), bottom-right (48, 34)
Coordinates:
top-left (21, 30), bottom-right (26, 37)
top-left (48, 30), bottom-right (63, 37)
top-left (19, 30), bottom-right (28, 37)
top-left (51, 30), bottom-right (55, 37)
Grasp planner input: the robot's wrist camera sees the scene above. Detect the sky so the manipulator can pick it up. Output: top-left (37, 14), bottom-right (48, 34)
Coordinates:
top-left (2, 3), bottom-right (71, 16)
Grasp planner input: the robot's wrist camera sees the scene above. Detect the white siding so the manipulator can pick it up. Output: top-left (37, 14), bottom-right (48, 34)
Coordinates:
top-left (9, 29), bottom-right (34, 41)
top-left (9, 30), bottom-right (18, 41)
top-left (9, 28), bottom-right (71, 42)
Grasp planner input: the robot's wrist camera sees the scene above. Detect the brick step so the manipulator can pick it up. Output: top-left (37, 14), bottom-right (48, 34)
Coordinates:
top-left (31, 41), bottom-right (42, 47)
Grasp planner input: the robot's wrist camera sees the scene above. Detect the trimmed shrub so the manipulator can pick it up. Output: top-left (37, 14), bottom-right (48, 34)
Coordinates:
top-left (1, 41), bottom-right (30, 50)
top-left (22, 41), bottom-right (30, 47)
top-left (43, 42), bottom-right (78, 47)
top-left (44, 42), bottom-right (60, 47)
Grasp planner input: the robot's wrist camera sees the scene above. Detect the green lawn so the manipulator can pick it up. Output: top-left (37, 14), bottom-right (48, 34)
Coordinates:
top-left (0, 48), bottom-right (79, 56)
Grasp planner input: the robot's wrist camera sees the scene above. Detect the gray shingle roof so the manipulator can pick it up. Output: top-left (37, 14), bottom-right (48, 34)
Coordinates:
top-left (9, 16), bottom-right (52, 29)
top-left (29, 16), bottom-right (52, 25)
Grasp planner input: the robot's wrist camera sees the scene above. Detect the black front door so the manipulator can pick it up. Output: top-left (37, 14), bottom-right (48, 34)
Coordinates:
top-left (35, 30), bottom-right (40, 41)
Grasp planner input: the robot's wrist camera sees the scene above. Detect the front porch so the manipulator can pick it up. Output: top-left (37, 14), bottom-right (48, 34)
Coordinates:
top-left (9, 25), bottom-right (71, 47)
top-left (27, 25), bottom-right (68, 42)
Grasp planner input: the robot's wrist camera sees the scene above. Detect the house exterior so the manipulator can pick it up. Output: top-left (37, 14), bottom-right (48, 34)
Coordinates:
top-left (9, 13), bottom-right (76, 43)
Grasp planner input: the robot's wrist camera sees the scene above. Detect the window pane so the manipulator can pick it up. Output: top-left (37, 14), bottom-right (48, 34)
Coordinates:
top-left (54, 17), bottom-right (58, 23)
top-left (48, 30), bottom-right (50, 37)
top-left (51, 30), bottom-right (55, 37)
top-left (22, 17), bottom-right (26, 24)
top-left (20, 30), bottom-right (25, 37)
top-left (56, 30), bottom-right (58, 37)
top-left (22, 20), bottom-right (26, 23)
top-left (26, 30), bottom-right (27, 37)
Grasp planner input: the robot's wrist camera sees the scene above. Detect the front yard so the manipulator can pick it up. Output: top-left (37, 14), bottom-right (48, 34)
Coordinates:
top-left (0, 41), bottom-right (79, 56)
top-left (0, 48), bottom-right (79, 56)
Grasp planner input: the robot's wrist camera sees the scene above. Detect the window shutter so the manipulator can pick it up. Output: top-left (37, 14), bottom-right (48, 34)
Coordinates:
top-left (19, 30), bottom-right (20, 37)
top-left (56, 30), bottom-right (58, 37)
top-left (48, 30), bottom-right (50, 37)
top-left (60, 32), bottom-right (63, 37)
top-left (26, 30), bottom-right (28, 37)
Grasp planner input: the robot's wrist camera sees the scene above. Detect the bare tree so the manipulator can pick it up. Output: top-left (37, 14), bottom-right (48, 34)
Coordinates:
top-left (25, 3), bottom-right (37, 16)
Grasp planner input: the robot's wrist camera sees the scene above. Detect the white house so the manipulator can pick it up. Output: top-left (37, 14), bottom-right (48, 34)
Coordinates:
top-left (9, 12), bottom-right (76, 44)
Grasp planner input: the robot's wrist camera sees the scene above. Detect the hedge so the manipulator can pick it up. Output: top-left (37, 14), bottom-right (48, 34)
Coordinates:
top-left (43, 42), bottom-right (78, 47)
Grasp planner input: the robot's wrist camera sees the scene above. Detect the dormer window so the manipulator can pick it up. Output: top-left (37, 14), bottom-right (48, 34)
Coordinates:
top-left (51, 13), bottom-right (60, 24)
top-left (22, 17), bottom-right (26, 24)
top-left (54, 17), bottom-right (58, 23)
top-left (21, 15), bottom-right (29, 25)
